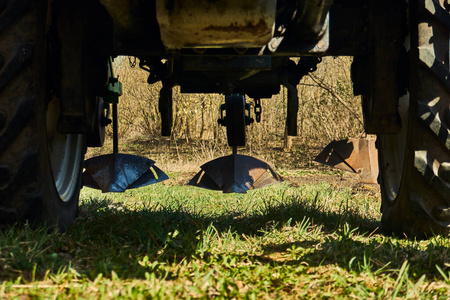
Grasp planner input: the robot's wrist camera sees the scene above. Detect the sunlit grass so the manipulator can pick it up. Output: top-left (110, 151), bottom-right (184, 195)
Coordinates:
top-left (1, 177), bottom-right (450, 299)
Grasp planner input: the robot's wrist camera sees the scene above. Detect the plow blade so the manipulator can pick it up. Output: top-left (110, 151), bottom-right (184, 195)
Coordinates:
top-left (83, 153), bottom-right (168, 193)
top-left (189, 154), bottom-right (283, 193)
top-left (314, 138), bottom-right (379, 184)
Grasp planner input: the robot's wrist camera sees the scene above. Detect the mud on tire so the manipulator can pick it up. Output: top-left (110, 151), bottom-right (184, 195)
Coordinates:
top-left (0, 1), bottom-right (85, 229)
top-left (378, 0), bottom-right (450, 237)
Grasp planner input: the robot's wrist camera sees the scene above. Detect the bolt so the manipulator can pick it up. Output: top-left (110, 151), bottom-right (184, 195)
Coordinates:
top-left (0, 111), bottom-right (6, 131)
top-left (269, 39), bottom-right (281, 51)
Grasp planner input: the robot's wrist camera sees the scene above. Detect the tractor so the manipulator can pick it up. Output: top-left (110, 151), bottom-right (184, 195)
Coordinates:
top-left (0, 0), bottom-right (449, 238)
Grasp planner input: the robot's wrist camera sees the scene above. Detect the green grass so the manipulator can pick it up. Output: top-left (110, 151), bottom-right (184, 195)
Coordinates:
top-left (1, 179), bottom-right (450, 299)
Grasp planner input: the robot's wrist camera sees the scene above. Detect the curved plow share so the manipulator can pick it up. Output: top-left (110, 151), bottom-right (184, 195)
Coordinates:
top-left (314, 138), bottom-right (378, 184)
top-left (189, 154), bottom-right (283, 193)
top-left (83, 153), bottom-right (168, 193)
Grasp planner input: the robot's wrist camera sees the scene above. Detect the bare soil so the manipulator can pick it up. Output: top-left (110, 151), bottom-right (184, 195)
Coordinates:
top-left (86, 136), bottom-right (381, 197)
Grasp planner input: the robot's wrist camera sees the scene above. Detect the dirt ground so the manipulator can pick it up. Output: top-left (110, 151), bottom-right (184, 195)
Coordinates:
top-left (170, 170), bottom-right (380, 197)
top-left (86, 136), bottom-right (381, 198)
top-left (286, 172), bottom-right (380, 197)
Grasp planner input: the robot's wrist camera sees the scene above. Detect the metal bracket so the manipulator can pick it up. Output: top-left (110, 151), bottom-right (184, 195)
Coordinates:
top-left (217, 100), bottom-right (254, 127)
top-left (104, 77), bottom-right (123, 104)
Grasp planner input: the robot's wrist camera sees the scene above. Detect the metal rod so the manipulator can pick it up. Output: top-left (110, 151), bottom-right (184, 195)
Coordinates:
top-left (232, 146), bottom-right (237, 155)
top-left (281, 79), bottom-right (299, 136)
top-left (112, 103), bottom-right (119, 154)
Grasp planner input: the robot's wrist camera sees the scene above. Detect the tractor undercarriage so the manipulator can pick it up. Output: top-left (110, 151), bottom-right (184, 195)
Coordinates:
top-left (80, 0), bottom-right (404, 193)
top-left (79, 0), bottom-right (398, 194)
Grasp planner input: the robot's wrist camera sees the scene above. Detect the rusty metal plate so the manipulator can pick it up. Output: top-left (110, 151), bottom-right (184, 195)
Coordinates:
top-left (156, 0), bottom-right (276, 49)
top-left (189, 154), bottom-right (283, 193)
top-left (83, 153), bottom-right (168, 193)
top-left (314, 138), bottom-right (379, 184)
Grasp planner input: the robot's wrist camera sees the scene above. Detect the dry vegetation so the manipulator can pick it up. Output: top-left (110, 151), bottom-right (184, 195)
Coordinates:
top-left (110, 56), bottom-right (364, 168)
top-left (5, 57), bottom-right (450, 300)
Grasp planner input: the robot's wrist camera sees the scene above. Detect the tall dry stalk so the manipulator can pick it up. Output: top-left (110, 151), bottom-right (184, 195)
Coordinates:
top-left (112, 56), bottom-right (364, 153)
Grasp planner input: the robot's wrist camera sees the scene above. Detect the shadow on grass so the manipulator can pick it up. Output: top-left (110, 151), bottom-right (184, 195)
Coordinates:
top-left (2, 194), bottom-right (448, 283)
top-left (74, 195), bottom-right (450, 280)
top-left (74, 191), bottom-right (380, 249)
top-left (70, 196), bottom-right (375, 276)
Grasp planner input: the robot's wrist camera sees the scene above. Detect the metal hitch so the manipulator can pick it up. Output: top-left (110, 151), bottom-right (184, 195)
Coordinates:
top-left (217, 94), bottom-right (254, 147)
top-left (191, 94), bottom-right (282, 193)
top-left (314, 138), bottom-right (379, 184)
top-left (189, 154), bottom-right (283, 193)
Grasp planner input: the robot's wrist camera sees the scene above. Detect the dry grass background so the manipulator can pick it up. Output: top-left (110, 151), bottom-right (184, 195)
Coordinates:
top-left (97, 56), bottom-right (365, 171)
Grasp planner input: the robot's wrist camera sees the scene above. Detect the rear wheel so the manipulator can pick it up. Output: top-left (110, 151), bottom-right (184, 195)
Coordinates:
top-left (0, 1), bottom-right (85, 229)
top-left (378, 0), bottom-right (450, 237)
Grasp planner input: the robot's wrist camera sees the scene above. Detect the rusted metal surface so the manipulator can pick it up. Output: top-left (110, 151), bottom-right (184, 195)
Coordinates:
top-left (155, 0), bottom-right (276, 49)
top-left (314, 138), bottom-right (379, 184)
top-left (83, 153), bottom-right (168, 193)
top-left (189, 154), bottom-right (283, 193)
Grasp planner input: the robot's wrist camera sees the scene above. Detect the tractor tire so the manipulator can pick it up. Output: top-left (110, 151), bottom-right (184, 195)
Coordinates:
top-left (378, 0), bottom-right (450, 238)
top-left (0, 2), bottom-right (85, 230)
